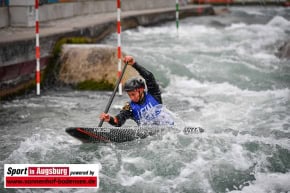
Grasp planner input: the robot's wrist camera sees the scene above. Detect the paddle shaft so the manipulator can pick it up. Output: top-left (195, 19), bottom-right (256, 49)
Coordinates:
top-left (98, 62), bottom-right (128, 127)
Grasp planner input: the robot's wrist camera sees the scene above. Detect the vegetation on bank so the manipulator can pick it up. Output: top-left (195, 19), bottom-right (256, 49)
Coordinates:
top-left (75, 79), bottom-right (114, 91)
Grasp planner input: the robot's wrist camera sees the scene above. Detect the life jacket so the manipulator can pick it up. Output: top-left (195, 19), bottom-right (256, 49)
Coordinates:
top-left (130, 93), bottom-right (160, 125)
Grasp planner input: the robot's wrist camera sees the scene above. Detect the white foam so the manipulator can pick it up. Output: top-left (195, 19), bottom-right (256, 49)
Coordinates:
top-left (226, 22), bottom-right (248, 30)
top-left (267, 16), bottom-right (290, 29)
top-left (229, 172), bottom-right (290, 193)
top-left (1, 128), bottom-right (81, 165)
top-left (122, 157), bottom-right (149, 170)
top-left (166, 75), bottom-right (290, 140)
top-left (166, 75), bottom-right (290, 99)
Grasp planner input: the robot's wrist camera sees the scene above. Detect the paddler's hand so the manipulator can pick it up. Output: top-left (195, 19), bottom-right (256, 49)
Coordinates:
top-left (123, 55), bottom-right (135, 66)
top-left (100, 113), bottom-right (110, 122)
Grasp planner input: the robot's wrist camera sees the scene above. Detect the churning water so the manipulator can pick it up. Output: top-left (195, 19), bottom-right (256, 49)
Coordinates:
top-left (1, 6), bottom-right (290, 193)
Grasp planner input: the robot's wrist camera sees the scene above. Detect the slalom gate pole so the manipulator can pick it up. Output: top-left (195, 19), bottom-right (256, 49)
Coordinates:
top-left (176, 0), bottom-right (179, 35)
top-left (117, 0), bottom-right (122, 95)
top-left (35, 0), bottom-right (40, 95)
top-left (98, 62), bottom-right (128, 127)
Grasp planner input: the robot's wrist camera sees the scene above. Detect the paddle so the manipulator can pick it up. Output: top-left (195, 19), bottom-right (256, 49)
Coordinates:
top-left (98, 62), bottom-right (129, 127)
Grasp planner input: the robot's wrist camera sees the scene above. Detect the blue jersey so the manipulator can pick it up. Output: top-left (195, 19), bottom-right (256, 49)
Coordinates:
top-left (130, 93), bottom-right (160, 125)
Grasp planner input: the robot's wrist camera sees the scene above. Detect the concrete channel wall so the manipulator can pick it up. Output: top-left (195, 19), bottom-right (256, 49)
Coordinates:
top-left (0, 7), bottom-right (9, 28)
top-left (3, 0), bottom-right (177, 27)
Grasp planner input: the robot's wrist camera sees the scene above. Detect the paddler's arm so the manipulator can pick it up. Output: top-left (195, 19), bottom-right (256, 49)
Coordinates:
top-left (99, 103), bottom-right (132, 127)
top-left (125, 57), bottom-right (162, 104)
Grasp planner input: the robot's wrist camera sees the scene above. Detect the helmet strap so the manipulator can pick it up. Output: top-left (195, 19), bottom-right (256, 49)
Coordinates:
top-left (137, 88), bottom-right (145, 103)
